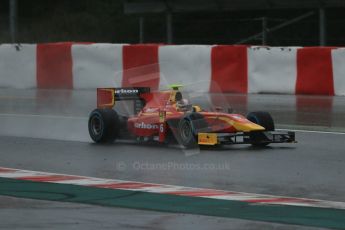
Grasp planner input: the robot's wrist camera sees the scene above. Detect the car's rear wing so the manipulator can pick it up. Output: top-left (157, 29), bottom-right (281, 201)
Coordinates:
top-left (97, 87), bottom-right (150, 110)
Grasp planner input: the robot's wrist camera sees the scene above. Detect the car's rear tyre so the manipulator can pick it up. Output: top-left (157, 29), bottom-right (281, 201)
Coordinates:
top-left (247, 111), bottom-right (274, 147)
top-left (88, 109), bottom-right (120, 143)
top-left (177, 113), bottom-right (208, 148)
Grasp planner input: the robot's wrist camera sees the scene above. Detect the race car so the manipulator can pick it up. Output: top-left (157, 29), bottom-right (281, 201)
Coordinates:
top-left (88, 85), bottom-right (295, 148)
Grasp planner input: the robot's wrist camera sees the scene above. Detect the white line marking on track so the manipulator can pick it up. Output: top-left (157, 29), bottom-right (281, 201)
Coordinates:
top-left (277, 129), bottom-right (345, 135)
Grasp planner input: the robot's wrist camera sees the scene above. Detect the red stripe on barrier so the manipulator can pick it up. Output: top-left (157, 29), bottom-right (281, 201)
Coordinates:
top-left (122, 45), bottom-right (160, 90)
top-left (17, 175), bottom-right (84, 182)
top-left (210, 45), bottom-right (248, 93)
top-left (163, 190), bottom-right (235, 197)
top-left (37, 43), bottom-right (74, 89)
top-left (296, 47), bottom-right (334, 95)
top-left (94, 182), bottom-right (160, 189)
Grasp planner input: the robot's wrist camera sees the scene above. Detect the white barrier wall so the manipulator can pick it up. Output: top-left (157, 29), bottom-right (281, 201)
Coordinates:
top-left (159, 45), bottom-right (212, 92)
top-left (331, 48), bottom-right (345, 96)
top-left (72, 44), bottom-right (124, 88)
top-left (0, 44), bottom-right (36, 89)
top-left (248, 47), bottom-right (298, 94)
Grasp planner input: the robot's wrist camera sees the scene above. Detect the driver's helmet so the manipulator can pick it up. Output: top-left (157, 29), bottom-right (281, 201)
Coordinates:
top-left (176, 99), bottom-right (191, 112)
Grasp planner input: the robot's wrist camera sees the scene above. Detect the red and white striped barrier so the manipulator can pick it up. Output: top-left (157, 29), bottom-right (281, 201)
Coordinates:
top-left (1, 43), bottom-right (345, 96)
top-left (248, 46), bottom-right (299, 94)
top-left (0, 44), bottom-right (36, 88)
top-left (210, 45), bottom-right (248, 93)
top-left (332, 48), bottom-right (345, 96)
top-left (1, 166), bottom-right (345, 209)
top-left (72, 43), bottom-right (124, 88)
top-left (159, 45), bottom-right (212, 92)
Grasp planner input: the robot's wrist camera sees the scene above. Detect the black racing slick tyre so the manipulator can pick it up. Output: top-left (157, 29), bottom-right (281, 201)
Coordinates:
top-left (247, 111), bottom-right (275, 131)
top-left (177, 113), bottom-right (208, 148)
top-left (88, 109), bottom-right (120, 143)
top-left (246, 111), bottom-right (275, 147)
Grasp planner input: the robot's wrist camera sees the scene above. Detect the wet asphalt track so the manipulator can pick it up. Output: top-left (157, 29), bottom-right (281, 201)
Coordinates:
top-left (0, 89), bottom-right (345, 229)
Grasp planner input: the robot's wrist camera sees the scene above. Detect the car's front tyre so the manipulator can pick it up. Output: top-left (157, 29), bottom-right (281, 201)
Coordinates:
top-left (177, 113), bottom-right (208, 148)
top-left (178, 118), bottom-right (197, 148)
top-left (247, 111), bottom-right (275, 147)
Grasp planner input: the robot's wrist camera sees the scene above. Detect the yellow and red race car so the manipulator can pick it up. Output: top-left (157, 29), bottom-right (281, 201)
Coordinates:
top-left (88, 85), bottom-right (295, 148)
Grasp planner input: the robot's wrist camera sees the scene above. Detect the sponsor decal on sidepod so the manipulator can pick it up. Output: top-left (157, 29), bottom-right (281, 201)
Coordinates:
top-left (135, 122), bottom-right (159, 129)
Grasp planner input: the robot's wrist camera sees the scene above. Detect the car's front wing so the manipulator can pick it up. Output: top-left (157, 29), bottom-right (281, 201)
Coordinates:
top-left (197, 131), bottom-right (296, 146)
